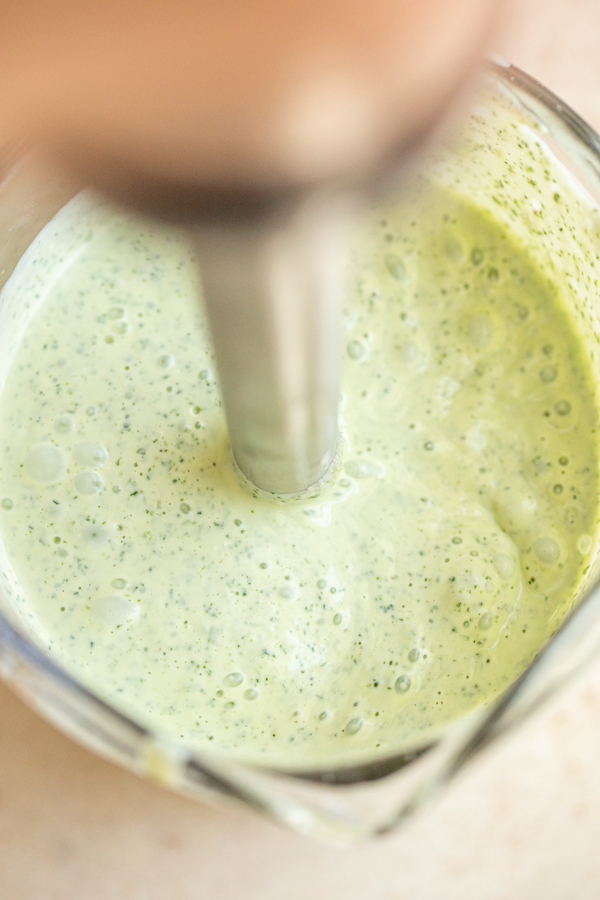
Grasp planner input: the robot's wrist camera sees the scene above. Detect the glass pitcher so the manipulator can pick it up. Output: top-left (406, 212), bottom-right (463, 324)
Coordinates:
top-left (1, 61), bottom-right (600, 844)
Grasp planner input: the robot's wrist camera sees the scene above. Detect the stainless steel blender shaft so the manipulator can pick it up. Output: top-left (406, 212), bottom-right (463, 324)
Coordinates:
top-left (192, 192), bottom-right (349, 495)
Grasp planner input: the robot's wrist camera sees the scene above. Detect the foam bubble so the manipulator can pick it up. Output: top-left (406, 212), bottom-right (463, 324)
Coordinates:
top-left (345, 459), bottom-right (385, 479)
top-left (494, 492), bottom-right (537, 532)
top-left (492, 553), bottom-right (515, 579)
top-left (562, 506), bottom-right (579, 528)
top-left (345, 717), bottom-right (364, 735)
top-left (223, 672), bottom-right (244, 688)
top-left (555, 399), bottom-right (572, 417)
top-left (74, 471), bottom-right (103, 495)
top-left (384, 253), bottom-right (406, 281)
top-left (54, 415), bottom-right (75, 435)
top-left (45, 502), bottom-right (61, 519)
top-left (456, 570), bottom-right (482, 592)
top-left (540, 365), bottom-right (557, 383)
top-left (74, 441), bottom-right (108, 469)
top-left (468, 312), bottom-right (495, 347)
top-left (25, 443), bottom-right (67, 484)
top-left (279, 584), bottom-right (300, 601)
top-left (546, 397), bottom-right (578, 432)
top-left (81, 524), bottom-right (108, 544)
top-left (347, 340), bottom-right (367, 360)
top-left (399, 341), bottom-right (418, 364)
top-left (478, 612), bottom-right (493, 630)
top-left (578, 534), bottom-right (593, 555)
top-left (533, 536), bottom-right (561, 566)
top-left (91, 595), bottom-right (139, 627)
top-left (394, 674), bottom-right (411, 693)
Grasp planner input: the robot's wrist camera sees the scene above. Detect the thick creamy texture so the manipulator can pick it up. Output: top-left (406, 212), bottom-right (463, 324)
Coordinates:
top-left (0, 178), bottom-right (597, 767)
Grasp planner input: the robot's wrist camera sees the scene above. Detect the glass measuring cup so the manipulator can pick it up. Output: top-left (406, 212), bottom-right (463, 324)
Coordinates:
top-left (1, 61), bottom-right (600, 843)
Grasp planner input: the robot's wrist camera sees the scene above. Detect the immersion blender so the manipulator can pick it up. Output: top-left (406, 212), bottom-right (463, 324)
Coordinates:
top-left (0, 0), bottom-right (502, 493)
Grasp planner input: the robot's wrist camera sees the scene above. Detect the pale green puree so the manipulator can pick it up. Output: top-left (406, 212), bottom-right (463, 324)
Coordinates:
top-left (0, 110), bottom-right (598, 767)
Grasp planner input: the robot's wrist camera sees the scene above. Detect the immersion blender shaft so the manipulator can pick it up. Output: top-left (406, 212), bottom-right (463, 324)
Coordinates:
top-left (193, 193), bottom-right (348, 495)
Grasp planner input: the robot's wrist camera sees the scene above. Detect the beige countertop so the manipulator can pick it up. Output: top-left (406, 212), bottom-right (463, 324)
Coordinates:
top-left (3, 2), bottom-right (600, 897)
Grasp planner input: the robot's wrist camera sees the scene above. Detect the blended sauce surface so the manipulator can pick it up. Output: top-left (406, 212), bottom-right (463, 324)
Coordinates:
top-left (0, 179), bottom-right (597, 767)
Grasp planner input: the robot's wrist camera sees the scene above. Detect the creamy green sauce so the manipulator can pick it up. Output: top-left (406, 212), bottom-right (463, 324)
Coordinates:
top-left (0, 172), bottom-right (597, 766)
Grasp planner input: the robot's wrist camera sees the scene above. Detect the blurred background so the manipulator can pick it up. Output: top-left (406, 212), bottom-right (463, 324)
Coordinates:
top-left (1, 0), bottom-right (600, 897)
